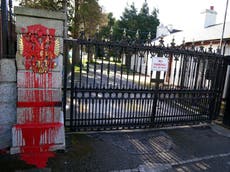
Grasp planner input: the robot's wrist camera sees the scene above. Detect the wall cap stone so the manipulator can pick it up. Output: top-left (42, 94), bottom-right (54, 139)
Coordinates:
top-left (14, 7), bottom-right (66, 21)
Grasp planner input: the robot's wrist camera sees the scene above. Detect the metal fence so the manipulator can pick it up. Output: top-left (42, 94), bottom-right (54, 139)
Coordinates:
top-left (0, 0), bottom-right (15, 59)
top-left (63, 34), bottom-right (228, 131)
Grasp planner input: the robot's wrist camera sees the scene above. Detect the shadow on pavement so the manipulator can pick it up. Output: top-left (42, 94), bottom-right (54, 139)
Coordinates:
top-left (0, 125), bottom-right (230, 172)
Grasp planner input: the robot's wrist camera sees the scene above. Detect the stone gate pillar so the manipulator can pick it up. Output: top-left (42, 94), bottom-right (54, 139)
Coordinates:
top-left (11, 7), bottom-right (65, 168)
top-left (0, 59), bottom-right (16, 150)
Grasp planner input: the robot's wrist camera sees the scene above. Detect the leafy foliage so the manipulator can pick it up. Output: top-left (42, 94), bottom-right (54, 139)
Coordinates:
top-left (17, 0), bottom-right (66, 10)
top-left (17, 0), bottom-right (159, 41)
top-left (100, 1), bottom-right (160, 41)
top-left (16, 0), bottom-right (106, 38)
top-left (99, 13), bottom-right (116, 39)
top-left (71, 0), bottom-right (107, 38)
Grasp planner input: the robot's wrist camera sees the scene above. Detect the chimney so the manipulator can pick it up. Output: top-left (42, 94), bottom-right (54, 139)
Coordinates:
top-left (202, 6), bottom-right (217, 28)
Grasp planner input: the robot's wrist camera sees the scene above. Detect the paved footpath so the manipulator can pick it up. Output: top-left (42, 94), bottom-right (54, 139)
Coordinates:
top-left (0, 124), bottom-right (230, 172)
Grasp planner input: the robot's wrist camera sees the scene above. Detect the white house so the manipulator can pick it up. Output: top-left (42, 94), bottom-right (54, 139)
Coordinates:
top-left (129, 6), bottom-right (229, 94)
top-left (155, 6), bottom-right (230, 52)
top-left (154, 6), bottom-right (230, 97)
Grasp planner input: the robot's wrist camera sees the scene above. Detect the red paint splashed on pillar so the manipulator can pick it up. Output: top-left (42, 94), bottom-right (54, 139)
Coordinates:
top-left (15, 71), bottom-right (62, 168)
top-left (16, 25), bottom-right (62, 168)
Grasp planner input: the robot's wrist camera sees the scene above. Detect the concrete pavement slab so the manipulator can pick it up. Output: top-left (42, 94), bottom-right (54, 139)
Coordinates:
top-left (0, 125), bottom-right (230, 172)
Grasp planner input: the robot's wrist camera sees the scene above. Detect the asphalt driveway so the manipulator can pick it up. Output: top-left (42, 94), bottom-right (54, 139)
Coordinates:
top-left (0, 124), bottom-right (230, 172)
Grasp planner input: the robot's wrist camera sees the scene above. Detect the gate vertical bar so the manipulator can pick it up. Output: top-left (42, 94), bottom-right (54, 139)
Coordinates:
top-left (224, 84), bottom-right (230, 126)
top-left (8, 0), bottom-right (14, 55)
top-left (151, 71), bottom-right (160, 126)
top-left (223, 57), bottom-right (230, 126)
top-left (70, 43), bottom-right (77, 131)
top-left (215, 57), bottom-right (229, 119)
top-left (212, 57), bottom-right (227, 119)
top-left (1, 0), bottom-right (8, 57)
top-left (151, 42), bottom-right (164, 126)
top-left (63, 41), bottom-right (68, 126)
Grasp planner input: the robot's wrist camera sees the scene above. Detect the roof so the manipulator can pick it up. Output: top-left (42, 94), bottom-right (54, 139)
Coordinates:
top-left (154, 21), bottom-right (230, 46)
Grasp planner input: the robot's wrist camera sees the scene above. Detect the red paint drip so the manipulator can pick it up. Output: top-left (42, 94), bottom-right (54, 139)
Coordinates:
top-left (16, 123), bottom-right (61, 168)
top-left (17, 101), bottom-right (62, 107)
top-left (16, 43), bottom-right (62, 168)
top-left (19, 89), bottom-right (59, 102)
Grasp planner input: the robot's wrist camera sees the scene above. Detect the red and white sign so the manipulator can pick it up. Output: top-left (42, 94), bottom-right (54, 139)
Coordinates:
top-left (151, 57), bottom-right (168, 71)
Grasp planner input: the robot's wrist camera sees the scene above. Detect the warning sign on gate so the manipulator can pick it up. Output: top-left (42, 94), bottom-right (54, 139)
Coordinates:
top-left (151, 57), bottom-right (168, 71)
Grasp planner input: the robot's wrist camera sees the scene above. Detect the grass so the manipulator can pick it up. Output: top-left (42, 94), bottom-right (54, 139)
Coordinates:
top-left (74, 57), bottom-right (123, 73)
top-left (75, 66), bottom-right (81, 73)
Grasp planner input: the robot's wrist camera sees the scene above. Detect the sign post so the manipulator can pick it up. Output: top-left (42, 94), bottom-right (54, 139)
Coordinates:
top-left (151, 56), bottom-right (168, 126)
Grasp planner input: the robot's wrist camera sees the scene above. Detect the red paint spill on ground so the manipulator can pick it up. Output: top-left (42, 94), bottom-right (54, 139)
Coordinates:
top-left (16, 72), bottom-right (62, 168)
top-left (20, 152), bottom-right (55, 168)
top-left (15, 123), bottom-right (61, 168)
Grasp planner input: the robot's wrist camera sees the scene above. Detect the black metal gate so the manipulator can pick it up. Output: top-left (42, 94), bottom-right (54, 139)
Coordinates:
top-left (63, 35), bottom-right (228, 131)
top-left (0, 0), bottom-right (15, 59)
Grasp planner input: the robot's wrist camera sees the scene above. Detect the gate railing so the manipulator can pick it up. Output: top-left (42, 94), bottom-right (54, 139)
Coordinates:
top-left (223, 56), bottom-right (230, 126)
top-left (63, 35), bottom-right (228, 131)
top-left (0, 0), bottom-right (15, 59)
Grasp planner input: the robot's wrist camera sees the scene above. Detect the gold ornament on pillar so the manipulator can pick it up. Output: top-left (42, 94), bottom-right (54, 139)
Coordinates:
top-left (18, 24), bottom-right (60, 74)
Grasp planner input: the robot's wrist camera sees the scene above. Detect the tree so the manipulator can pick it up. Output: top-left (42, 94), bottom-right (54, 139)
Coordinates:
top-left (71, 0), bottom-right (103, 38)
top-left (17, 0), bottom-right (65, 10)
top-left (117, 2), bottom-right (138, 39)
top-left (137, 0), bottom-right (159, 39)
top-left (99, 1), bottom-right (160, 41)
top-left (99, 1), bottom-right (160, 67)
top-left (17, 0), bottom-right (105, 38)
top-left (99, 12), bottom-right (116, 39)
